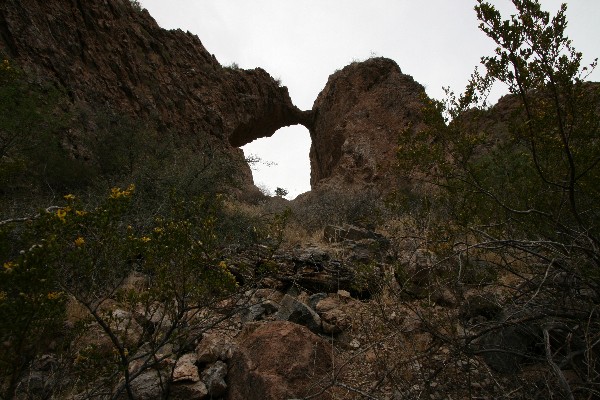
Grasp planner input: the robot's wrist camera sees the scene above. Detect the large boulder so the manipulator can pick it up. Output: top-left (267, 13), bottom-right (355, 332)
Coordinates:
top-left (227, 321), bottom-right (333, 400)
top-left (201, 361), bottom-right (228, 398)
top-left (274, 245), bottom-right (384, 297)
top-left (315, 295), bottom-right (354, 334)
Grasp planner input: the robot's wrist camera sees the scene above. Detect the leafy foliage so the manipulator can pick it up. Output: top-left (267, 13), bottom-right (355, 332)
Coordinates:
top-left (274, 187), bottom-right (288, 197)
top-left (0, 58), bottom-right (281, 398)
top-left (0, 186), bottom-right (251, 398)
top-left (397, 1), bottom-right (600, 397)
top-left (399, 0), bottom-right (600, 279)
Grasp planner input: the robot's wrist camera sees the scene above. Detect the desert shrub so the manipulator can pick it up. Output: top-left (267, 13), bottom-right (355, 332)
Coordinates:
top-left (0, 58), bottom-right (94, 200)
top-left (0, 59), bottom-right (248, 235)
top-left (0, 185), bottom-right (251, 399)
top-left (291, 188), bottom-right (386, 232)
top-left (129, 0), bottom-right (142, 12)
top-left (394, 1), bottom-right (600, 397)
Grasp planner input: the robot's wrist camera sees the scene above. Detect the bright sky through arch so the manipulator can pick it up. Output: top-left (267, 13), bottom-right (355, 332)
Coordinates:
top-left (139, 0), bottom-right (600, 199)
top-left (243, 125), bottom-right (311, 199)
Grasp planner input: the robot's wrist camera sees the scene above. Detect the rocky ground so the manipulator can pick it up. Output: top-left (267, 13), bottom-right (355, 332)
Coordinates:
top-left (12, 222), bottom-right (572, 400)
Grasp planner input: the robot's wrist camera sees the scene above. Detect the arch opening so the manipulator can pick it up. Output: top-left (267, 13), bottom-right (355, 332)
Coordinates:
top-left (241, 125), bottom-right (311, 200)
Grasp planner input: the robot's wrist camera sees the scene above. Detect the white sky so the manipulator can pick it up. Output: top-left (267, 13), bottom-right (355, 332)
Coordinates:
top-left (139, 0), bottom-right (600, 199)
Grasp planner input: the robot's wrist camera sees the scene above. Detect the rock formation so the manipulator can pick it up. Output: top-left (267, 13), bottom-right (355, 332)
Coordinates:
top-left (4, 2), bottom-right (600, 400)
top-left (0, 0), bottom-right (308, 186)
top-left (0, 0), bottom-right (437, 195)
top-left (309, 57), bottom-right (429, 191)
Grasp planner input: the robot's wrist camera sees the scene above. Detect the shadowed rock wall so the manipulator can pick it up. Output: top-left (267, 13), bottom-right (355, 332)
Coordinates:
top-left (0, 0), bottom-right (307, 185)
top-left (1, 0), bottom-right (435, 195)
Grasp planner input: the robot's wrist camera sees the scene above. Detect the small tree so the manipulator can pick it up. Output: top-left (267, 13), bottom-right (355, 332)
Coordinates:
top-left (397, 0), bottom-right (600, 397)
top-left (274, 187), bottom-right (288, 198)
top-left (0, 188), bottom-right (242, 399)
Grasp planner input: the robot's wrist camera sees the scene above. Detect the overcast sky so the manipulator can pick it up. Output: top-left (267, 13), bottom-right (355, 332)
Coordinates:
top-left (139, 0), bottom-right (600, 199)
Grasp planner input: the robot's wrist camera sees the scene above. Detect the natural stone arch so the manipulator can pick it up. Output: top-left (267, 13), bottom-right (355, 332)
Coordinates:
top-left (227, 104), bottom-right (312, 148)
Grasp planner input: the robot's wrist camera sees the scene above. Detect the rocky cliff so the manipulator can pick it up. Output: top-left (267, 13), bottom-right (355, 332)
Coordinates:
top-left (0, 0), bottom-right (436, 196)
top-left (1, 0), bottom-right (441, 197)
top-left (0, 0), bottom-right (308, 187)
top-left (309, 57), bottom-right (429, 191)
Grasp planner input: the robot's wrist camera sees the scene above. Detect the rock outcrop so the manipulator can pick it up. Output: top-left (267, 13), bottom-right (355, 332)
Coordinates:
top-left (309, 57), bottom-right (429, 191)
top-left (0, 0), bottom-right (308, 184)
top-left (0, 0), bottom-right (437, 194)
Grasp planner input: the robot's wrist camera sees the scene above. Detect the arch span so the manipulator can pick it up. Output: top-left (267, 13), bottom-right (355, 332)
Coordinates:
top-left (228, 108), bottom-right (313, 148)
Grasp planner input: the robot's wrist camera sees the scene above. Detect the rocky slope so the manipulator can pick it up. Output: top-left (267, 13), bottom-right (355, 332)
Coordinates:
top-left (5, 2), bottom-right (599, 399)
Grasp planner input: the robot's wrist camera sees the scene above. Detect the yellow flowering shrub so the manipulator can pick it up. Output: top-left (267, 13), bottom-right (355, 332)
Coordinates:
top-left (0, 187), bottom-right (248, 398)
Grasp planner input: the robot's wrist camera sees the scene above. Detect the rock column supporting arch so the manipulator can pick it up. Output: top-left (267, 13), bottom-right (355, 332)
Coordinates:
top-left (309, 57), bottom-right (430, 192)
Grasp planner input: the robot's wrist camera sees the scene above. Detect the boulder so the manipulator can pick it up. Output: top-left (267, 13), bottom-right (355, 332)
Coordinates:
top-left (170, 380), bottom-right (208, 400)
top-left (397, 249), bottom-right (441, 296)
top-left (274, 294), bottom-right (322, 333)
top-left (308, 292), bottom-right (328, 310)
top-left (475, 325), bottom-right (540, 373)
top-left (129, 369), bottom-right (169, 400)
top-left (172, 353), bottom-right (200, 383)
top-left (227, 321), bottom-right (333, 400)
top-left (275, 246), bottom-right (383, 297)
top-left (315, 296), bottom-right (353, 334)
top-left (196, 334), bottom-right (236, 364)
top-left (201, 361), bottom-right (228, 398)
top-left (310, 57), bottom-right (429, 192)
top-left (240, 300), bottom-right (279, 323)
top-left (14, 355), bottom-right (59, 399)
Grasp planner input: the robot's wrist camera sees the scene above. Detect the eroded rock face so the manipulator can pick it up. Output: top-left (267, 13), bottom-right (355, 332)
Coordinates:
top-left (0, 0), bottom-right (307, 182)
top-left (309, 57), bottom-right (429, 191)
top-left (227, 321), bottom-right (333, 400)
top-left (0, 1), bottom-right (436, 194)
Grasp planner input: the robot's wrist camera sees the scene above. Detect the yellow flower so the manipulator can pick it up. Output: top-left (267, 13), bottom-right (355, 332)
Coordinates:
top-left (47, 291), bottom-right (64, 300)
top-left (74, 237), bottom-right (85, 247)
top-left (75, 210), bottom-right (87, 217)
top-left (153, 227), bottom-right (163, 234)
top-left (74, 353), bottom-right (88, 364)
top-left (109, 184), bottom-right (135, 199)
top-left (56, 208), bottom-right (67, 222)
top-left (110, 187), bottom-right (122, 199)
top-left (141, 236), bottom-right (151, 243)
top-left (3, 262), bottom-right (15, 273)
top-left (218, 261), bottom-right (227, 269)
top-left (64, 194), bottom-right (76, 201)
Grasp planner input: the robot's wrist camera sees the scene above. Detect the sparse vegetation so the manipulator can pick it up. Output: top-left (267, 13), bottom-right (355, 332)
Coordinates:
top-left (274, 187), bottom-right (288, 198)
top-left (129, 0), bottom-right (142, 12)
top-left (226, 62), bottom-right (240, 70)
top-left (0, 58), bottom-right (285, 399)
